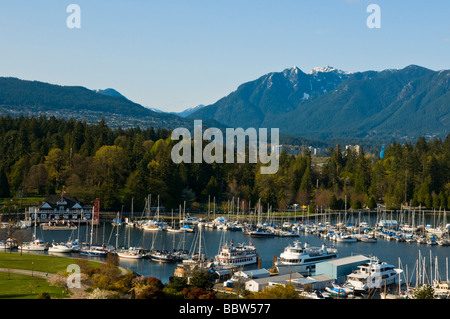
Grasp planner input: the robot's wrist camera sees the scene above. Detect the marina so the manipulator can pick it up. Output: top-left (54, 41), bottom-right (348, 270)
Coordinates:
top-left (1, 209), bottom-right (449, 298)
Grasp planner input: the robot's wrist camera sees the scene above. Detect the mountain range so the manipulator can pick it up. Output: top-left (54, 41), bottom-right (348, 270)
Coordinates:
top-left (0, 64), bottom-right (448, 143)
top-left (0, 77), bottom-right (219, 131)
top-left (189, 65), bottom-right (450, 141)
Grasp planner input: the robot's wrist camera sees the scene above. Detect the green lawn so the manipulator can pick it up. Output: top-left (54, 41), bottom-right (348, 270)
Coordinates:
top-left (0, 272), bottom-right (69, 299)
top-left (0, 251), bottom-right (101, 274)
top-left (0, 252), bottom-right (104, 299)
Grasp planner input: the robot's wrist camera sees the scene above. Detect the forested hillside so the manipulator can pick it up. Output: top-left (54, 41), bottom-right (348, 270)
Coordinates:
top-left (0, 116), bottom-right (449, 212)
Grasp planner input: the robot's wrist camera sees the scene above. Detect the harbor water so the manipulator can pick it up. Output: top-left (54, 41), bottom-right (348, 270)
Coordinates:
top-left (4, 212), bottom-right (449, 284)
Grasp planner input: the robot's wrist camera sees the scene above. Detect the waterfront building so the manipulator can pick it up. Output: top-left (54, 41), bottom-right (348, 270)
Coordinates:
top-left (244, 272), bottom-right (303, 292)
top-left (315, 255), bottom-right (371, 284)
top-left (26, 194), bottom-right (92, 223)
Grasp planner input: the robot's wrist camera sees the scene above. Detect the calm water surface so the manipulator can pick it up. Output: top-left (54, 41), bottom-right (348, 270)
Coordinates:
top-left (13, 212), bottom-right (450, 284)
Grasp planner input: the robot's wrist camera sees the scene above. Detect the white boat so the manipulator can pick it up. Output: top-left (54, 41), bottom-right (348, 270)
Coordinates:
top-left (20, 218), bottom-right (48, 251)
top-left (117, 247), bottom-right (143, 259)
top-left (79, 206), bottom-right (108, 257)
top-left (405, 236), bottom-right (416, 243)
top-left (166, 226), bottom-right (186, 233)
top-left (301, 290), bottom-right (327, 299)
top-left (166, 209), bottom-right (186, 233)
top-left (417, 237), bottom-right (428, 244)
top-left (20, 239), bottom-right (48, 251)
top-left (275, 241), bottom-right (338, 275)
top-left (48, 242), bottom-right (73, 253)
top-left (66, 239), bottom-right (82, 252)
top-left (147, 250), bottom-right (177, 262)
top-left (360, 235), bottom-right (377, 243)
top-left (249, 227), bottom-right (275, 238)
top-left (346, 257), bottom-right (403, 292)
top-left (335, 233), bottom-right (357, 242)
top-left (181, 216), bottom-right (200, 225)
top-left (437, 238), bottom-right (450, 246)
top-left (214, 241), bottom-right (258, 268)
top-left (80, 245), bottom-right (109, 257)
top-left (141, 221), bottom-right (163, 231)
top-left (274, 229), bottom-right (299, 237)
top-left (0, 238), bottom-right (18, 250)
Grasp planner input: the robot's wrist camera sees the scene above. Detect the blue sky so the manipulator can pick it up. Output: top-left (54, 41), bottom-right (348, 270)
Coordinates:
top-left (0, 0), bottom-right (449, 112)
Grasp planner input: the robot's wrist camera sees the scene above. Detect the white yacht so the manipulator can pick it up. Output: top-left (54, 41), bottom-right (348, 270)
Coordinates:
top-left (275, 241), bottom-right (338, 275)
top-left (346, 257), bottom-right (403, 292)
top-left (117, 246), bottom-right (144, 259)
top-left (335, 233), bottom-right (357, 242)
top-left (48, 242), bottom-right (73, 253)
top-left (20, 239), bottom-right (48, 251)
top-left (215, 241), bottom-right (258, 268)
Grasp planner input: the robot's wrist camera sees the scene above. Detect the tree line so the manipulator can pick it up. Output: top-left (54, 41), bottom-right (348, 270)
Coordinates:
top-left (0, 115), bottom-right (449, 212)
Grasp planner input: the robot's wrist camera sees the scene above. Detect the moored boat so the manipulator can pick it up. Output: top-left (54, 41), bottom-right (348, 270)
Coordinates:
top-left (275, 241), bottom-right (338, 275)
top-left (20, 239), bottom-right (48, 251)
top-left (48, 242), bottom-right (73, 253)
top-left (79, 245), bottom-right (109, 257)
top-left (360, 235), bottom-right (377, 243)
top-left (345, 257), bottom-right (403, 292)
top-left (117, 247), bottom-right (144, 259)
top-left (335, 233), bottom-right (357, 242)
top-left (249, 227), bottom-right (275, 238)
top-left (214, 241), bottom-right (258, 268)
top-left (0, 238), bottom-right (18, 250)
top-left (147, 249), bottom-right (176, 262)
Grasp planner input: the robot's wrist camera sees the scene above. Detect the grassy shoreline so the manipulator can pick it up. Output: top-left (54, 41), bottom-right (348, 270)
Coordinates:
top-left (0, 251), bottom-right (105, 299)
top-left (0, 251), bottom-right (102, 274)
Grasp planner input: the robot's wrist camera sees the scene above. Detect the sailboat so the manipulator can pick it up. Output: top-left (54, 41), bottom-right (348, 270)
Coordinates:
top-left (117, 214), bottom-right (144, 259)
top-left (166, 207), bottom-right (186, 233)
top-left (80, 207), bottom-right (108, 257)
top-left (141, 195), bottom-right (165, 231)
top-left (117, 246), bottom-right (144, 259)
top-left (125, 198), bottom-right (136, 227)
top-left (146, 224), bottom-right (177, 262)
top-left (249, 199), bottom-right (274, 238)
top-left (20, 210), bottom-right (48, 251)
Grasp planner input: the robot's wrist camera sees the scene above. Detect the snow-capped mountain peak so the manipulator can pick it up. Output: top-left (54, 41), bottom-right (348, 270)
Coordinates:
top-left (308, 66), bottom-right (351, 76)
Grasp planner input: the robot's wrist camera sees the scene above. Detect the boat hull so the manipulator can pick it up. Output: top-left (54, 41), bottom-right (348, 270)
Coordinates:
top-left (149, 254), bottom-right (176, 262)
top-left (117, 253), bottom-right (143, 259)
top-left (49, 246), bottom-right (73, 253)
top-left (249, 232), bottom-right (274, 238)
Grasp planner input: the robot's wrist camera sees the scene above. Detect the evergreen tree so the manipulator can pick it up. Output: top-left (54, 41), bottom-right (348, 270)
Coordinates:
top-left (0, 168), bottom-right (10, 197)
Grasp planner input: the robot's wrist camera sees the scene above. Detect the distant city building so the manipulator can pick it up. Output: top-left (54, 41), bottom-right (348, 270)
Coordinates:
top-left (308, 146), bottom-right (325, 156)
top-left (345, 144), bottom-right (361, 154)
top-left (271, 144), bottom-right (301, 155)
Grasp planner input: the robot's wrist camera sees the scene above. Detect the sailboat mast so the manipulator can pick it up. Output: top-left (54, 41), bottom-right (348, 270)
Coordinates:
top-left (90, 206), bottom-right (94, 247)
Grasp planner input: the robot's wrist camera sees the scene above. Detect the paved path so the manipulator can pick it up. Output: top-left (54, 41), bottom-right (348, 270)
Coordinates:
top-left (0, 265), bottom-right (129, 278)
top-left (0, 267), bottom-right (55, 279)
